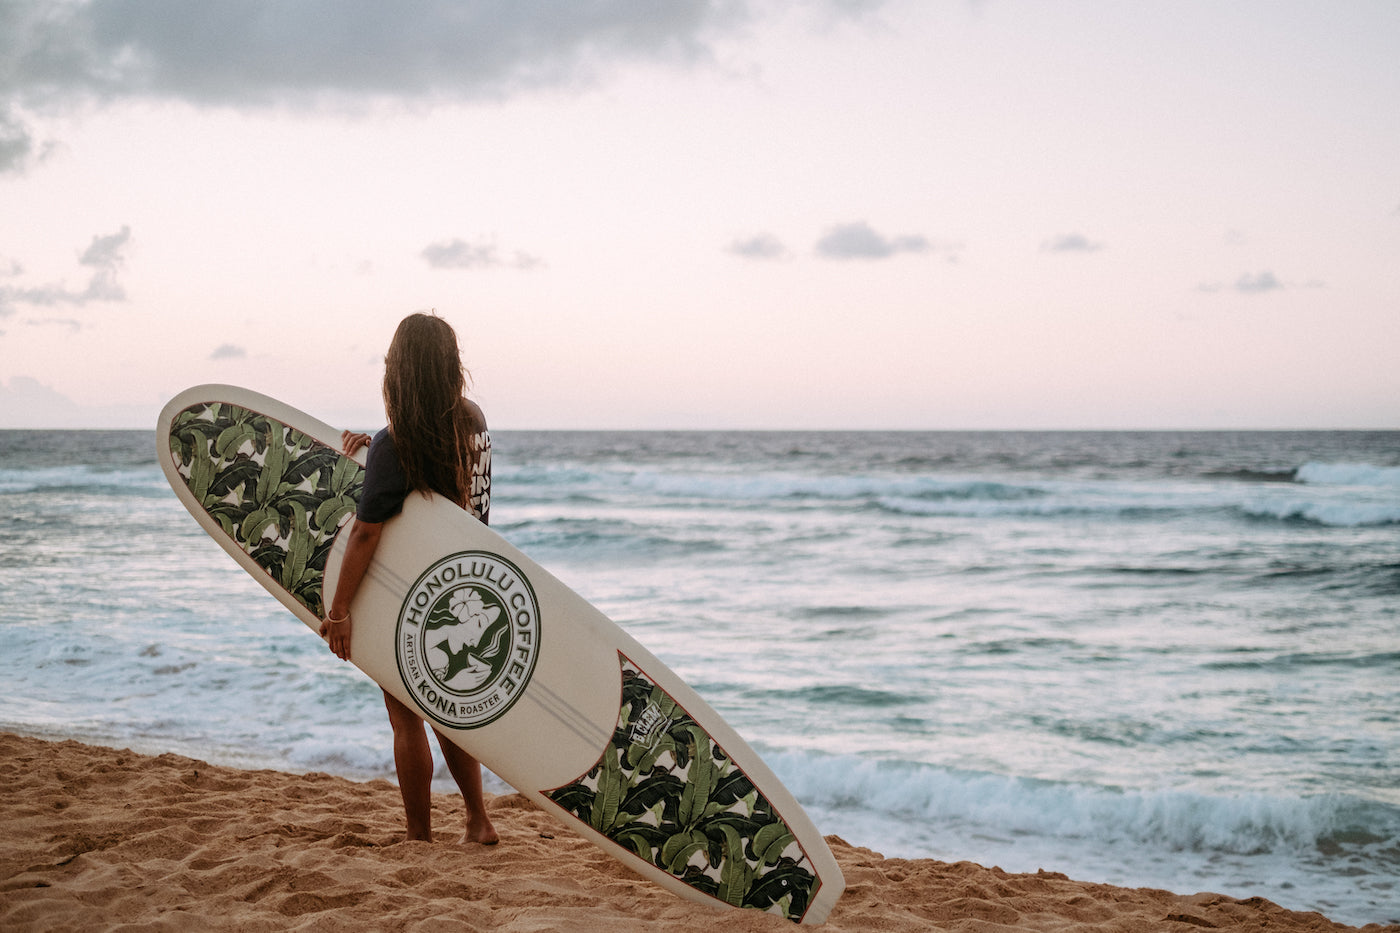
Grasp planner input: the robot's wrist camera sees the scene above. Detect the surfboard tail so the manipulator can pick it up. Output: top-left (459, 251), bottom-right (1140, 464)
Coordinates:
top-left (540, 652), bottom-right (842, 924)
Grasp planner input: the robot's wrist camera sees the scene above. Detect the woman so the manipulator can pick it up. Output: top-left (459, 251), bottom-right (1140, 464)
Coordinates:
top-left (320, 312), bottom-right (498, 846)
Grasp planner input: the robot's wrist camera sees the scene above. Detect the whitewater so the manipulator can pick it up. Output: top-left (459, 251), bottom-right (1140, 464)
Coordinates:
top-left (0, 428), bottom-right (1396, 925)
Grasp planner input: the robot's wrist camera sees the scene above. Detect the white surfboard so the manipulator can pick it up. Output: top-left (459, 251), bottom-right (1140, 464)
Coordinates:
top-left (157, 385), bottom-right (844, 923)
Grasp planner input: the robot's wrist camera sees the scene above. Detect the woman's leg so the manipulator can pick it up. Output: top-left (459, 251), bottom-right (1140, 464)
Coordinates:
top-left (383, 690), bottom-right (434, 841)
top-left (434, 730), bottom-right (499, 845)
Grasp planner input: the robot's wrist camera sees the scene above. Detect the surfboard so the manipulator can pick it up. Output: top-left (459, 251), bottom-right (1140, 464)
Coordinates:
top-left (157, 385), bottom-right (844, 924)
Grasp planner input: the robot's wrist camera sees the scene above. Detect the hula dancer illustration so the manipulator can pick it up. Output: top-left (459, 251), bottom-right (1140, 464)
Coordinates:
top-left (427, 587), bottom-right (509, 689)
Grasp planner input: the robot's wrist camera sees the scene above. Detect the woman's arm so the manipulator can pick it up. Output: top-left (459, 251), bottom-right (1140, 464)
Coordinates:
top-left (319, 429), bottom-right (382, 662)
top-left (320, 517), bottom-right (382, 662)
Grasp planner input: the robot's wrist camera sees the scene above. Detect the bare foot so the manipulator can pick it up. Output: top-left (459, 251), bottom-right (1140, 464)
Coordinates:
top-left (461, 815), bottom-right (499, 846)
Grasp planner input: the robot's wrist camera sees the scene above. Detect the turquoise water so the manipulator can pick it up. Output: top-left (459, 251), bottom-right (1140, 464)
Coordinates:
top-left (1, 429), bottom-right (1396, 924)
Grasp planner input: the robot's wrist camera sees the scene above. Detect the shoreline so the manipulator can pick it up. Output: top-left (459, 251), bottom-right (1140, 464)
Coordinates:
top-left (2, 732), bottom-right (1393, 932)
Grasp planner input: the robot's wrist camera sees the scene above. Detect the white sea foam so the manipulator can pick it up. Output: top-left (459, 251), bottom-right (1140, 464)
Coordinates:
top-left (1240, 495), bottom-right (1400, 527)
top-left (523, 463), bottom-right (1400, 529)
top-left (0, 464), bottom-right (163, 495)
top-left (1296, 461), bottom-right (1400, 487)
top-left (768, 751), bottom-right (1368, 855)
top-left (764, 751), bottom-right (1399, 925)
top-left (562, 467), bottom-right (1049, 506)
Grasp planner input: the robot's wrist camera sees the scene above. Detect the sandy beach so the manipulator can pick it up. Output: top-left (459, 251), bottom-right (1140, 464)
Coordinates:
top-left (1, 733), bottom-right (1391, 932)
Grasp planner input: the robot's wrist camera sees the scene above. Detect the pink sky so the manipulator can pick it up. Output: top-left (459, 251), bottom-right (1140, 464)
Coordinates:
top-left (2, 1), bottom-right (1397, 429)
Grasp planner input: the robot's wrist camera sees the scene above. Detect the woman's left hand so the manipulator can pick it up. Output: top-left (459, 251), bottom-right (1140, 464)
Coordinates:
top-left (320, 611), bottom-right (353, 661)
top-left (342, 431), bottom-right (372, 456)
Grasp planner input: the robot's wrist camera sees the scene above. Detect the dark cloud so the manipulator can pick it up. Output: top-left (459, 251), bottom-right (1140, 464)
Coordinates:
top-left (0, 104), bottom-right (58, 174)
top-left (814, 221), bottom-right (932, 260)
top-left (0, 1), bottom-right (743, 172)
top-left (1197, 270), bottom-right (1295, 295)
top-left (209, 343), bottom-right (247, 360)
top-left (0, 226), bottom-right (132, 317)
top-left (821, 0), bottom-right (886, 14)
top-left (1, 2), bottom-right (893, 174)
top-left (1, 1), bottom-right (743, 108)
top-left (421, 237), bottom-right (541, 271)
top-left (0, 107), bottom-right (34, 174)
top-left (1234, 271), bottom-right (1283, 294)
top-left (727, 233), bottom-right (789, 260)
top-left (1041, 232), bottom-right (1103, 253)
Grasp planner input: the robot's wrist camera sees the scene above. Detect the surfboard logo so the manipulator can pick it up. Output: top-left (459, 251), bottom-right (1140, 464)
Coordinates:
top-left (627, 700), bottom-right (673, 750)
top-left (395, 551), bottom-right (540, 729)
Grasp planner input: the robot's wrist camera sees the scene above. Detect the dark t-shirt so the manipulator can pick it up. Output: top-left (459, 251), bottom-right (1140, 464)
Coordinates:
top-left (356, 427), bottom-right (491, 525)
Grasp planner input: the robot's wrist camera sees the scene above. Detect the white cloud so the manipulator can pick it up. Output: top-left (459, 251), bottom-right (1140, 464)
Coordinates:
top-left (1041, 232), bottom-right (1103, 253)
top-left (77, 226), bottom-right (132, 301)
top-left (1197, 270), bottom-right (1298, 295)
top-left (814, 221), bottom-right (931, 260)
top-left (24, 317), bottom-right (82, 334)
top-left (421, 238), bottom-right (541, 271)
top-left (1234, 271), bottom-right (1283, 294)
top-left (727, 233), bottom-right (789, 260)
top-left (0, 226), bottom-right (132, 318)
top-left (0, 375), bottom-right (148, 428)
top-left (209, 344), bottom-right (247, 360)
top-left (0, 377), bottom-right (78, 427)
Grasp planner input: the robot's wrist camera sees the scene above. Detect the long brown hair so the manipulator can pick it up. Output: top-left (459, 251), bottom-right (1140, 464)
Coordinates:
top-left (382, 312), bottom-right (483, 509)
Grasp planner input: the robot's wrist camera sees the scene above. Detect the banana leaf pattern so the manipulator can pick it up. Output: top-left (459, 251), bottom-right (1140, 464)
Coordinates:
top-left (167, 401), bottom-right (363, 618)
top-left (545, 654), bottom-right (820, 922)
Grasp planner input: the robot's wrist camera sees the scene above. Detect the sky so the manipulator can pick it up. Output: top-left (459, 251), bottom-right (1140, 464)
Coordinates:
top-left (1, 0), bottom-right (1398, 430)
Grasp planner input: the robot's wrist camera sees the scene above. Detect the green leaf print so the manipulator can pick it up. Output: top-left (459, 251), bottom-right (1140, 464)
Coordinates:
top-left (215, 422), bottom-right (257, 459)
top-left (744, 863), bottom-right (814, 915)
top-left (708, 769), bottom-right (757, 809)
top-left (661, 828), bottom-right (708, 873)
top-left (615, 824), bottom-right (668, 861)
top-left (619, 772), bottom-right (682, 818)
top-left (330, 453), bottom-right (360, 496)
top-left (548, 783), bottom-right (595, 816)
top-left (314, 495), bottom-right (355, 534)
top-left (208, 459), bottom-right (261, 504)
top-left (166, 400), bottom-right (364, 618)
top-left (718, 829), bottom-right (756, 907)
top-left (753, 821), bottom-right (795, 867)
top-left (677, 725), bottom-right (714, 829)
top-left (543, 655), bottom-right (820, 922)
top-left (649, 683), bottom-right (677, 719)
top-left (255, 432), bottom-right (287, 506)
top-left (240, 506), bottom-right (278, 548)
top-left (280, 502), bottom-right (313, 591)
top-left (187, 454), bottom-right (216, 503)
top-left (589, 747), bottom-right (624, 834)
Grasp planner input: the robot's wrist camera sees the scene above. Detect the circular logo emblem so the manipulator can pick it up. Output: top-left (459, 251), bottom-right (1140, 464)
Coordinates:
top-left (395, 551), bottom-right (541, 729)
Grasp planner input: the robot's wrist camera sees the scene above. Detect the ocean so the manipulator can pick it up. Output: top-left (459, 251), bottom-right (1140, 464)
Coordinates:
top-left (1, 428), bottom-right (1397, 925)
